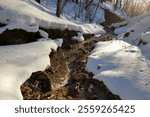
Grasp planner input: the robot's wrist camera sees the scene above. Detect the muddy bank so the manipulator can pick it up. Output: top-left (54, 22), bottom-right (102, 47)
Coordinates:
top-left (21, 33), bottom-right (120, 100)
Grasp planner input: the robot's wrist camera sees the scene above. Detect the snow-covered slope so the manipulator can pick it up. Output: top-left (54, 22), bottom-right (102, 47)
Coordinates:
top-left (0, 0), bottom-right (105, 34)
top-left (0, 39), bottom-right (62, 99)
top-left (86, 13), bottom-right (150, 99)
top-left (86, 40), bottom-right (150, 99)
top-left (111, 13), bottom-right (150, 45)
top-left (112, 13), bottom-right (150, 35)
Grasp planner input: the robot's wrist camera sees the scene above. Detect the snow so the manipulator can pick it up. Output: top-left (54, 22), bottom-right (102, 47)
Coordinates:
top-left (0, 0), bottom-right (106, 100)
top-left (86, 13), bottom-right (150, 99)
top-left (140, 32), bottom-right (150, 44)
top-left (111, 12), bottom-right (150, 46)
top-left (0, 22), bottom-right (39, 34)
top-left (0, 39), bottom-right (62, 100)
top-left (39, 29), bottom-right (49, 39)
top-left (72, 32), bottom-right (84, 42)
top-left (122, 16), bottom-right (150, 45)
top-left (86, 40), bottom-right (150, 99)
top-left (53, 38), bottom-right (63, 47)
top-left (112, 13), bottom-right (150, 35)
top-left (81, 23), bottom-right (106, 35)
top-left (0, 0), bottom-right (105, 35)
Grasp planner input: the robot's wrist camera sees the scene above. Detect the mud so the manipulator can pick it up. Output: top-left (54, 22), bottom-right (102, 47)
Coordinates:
top-left (21, 33), bottom-right (120, 100)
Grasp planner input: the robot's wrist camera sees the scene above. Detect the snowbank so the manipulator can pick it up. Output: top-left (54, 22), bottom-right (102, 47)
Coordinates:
top-left (86, 40), bottom-right (150, 99)
top-left (0, 39), bottom-right (63, 99)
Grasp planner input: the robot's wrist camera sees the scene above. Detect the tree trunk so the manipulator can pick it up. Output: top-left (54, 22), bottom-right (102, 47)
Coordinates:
top-left (35, 0), bottom-right (40, 3)
top-left (114, 0), bottom-right (119, 9)
top-left (56, 0), bottom-right (62, 17)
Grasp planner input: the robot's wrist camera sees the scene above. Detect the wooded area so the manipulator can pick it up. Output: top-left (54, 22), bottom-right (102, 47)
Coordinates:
top-left (35, 0), bottom-right (150, 21)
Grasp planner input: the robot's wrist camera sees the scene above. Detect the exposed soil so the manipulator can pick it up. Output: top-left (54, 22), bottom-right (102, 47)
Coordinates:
top-left (104, 9), bottom-right (124, 26)
top-left (0, 29), bottom-right (42, 45)
top-left (40, 28), bottom-right (94, 40)
top-left (21, 33), bottom-right (120, 100)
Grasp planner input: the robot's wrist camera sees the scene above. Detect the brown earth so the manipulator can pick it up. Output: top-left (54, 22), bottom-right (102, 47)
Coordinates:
top-left (104, 9), bottom-right (124, 26)
top-left (21, 33), bottom-right (120, 100)
top-left (0, 29), bottom-right (42, 45)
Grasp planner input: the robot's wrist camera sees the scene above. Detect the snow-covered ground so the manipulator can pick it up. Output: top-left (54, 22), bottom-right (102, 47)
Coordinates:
top-left (86, 40), bottom-right (150, 99)
top-left (86, 13), bottom-right (150, 99)
top-left (0, 39), bottom-right (62, 99)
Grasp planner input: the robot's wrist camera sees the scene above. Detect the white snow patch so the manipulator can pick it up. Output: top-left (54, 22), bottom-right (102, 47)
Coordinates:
top-left (81, 23), bottom-right (106, 35)
top-left (0, 22), bottom-right (39, 34)
top-left (39, 30), bottom-right (49, 39)
top-left (0, 40), bottom-right (61, 100)
top-left (53, 38), bottom-right (63, 47)
top-left (140, 32), bottom-right (150, 44)
top-left (86, 40), bottom-right (150, 99)
top-left (72, 33), bottom-right (84, 42)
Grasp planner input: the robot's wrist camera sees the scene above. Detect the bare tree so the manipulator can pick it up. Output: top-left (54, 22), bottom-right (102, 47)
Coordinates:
top-left (56, 0), bottom-right (62, 17)
top-left (56, 0), bottom-right (70, 17)
top-left (89, 0), bottom-right (101, 23)
top-left (114, 0), bottom-right (122, 10)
